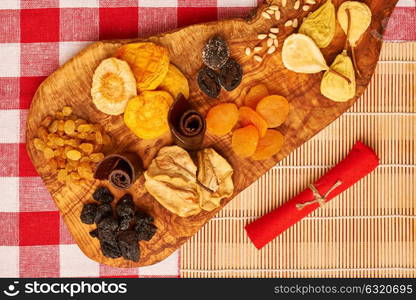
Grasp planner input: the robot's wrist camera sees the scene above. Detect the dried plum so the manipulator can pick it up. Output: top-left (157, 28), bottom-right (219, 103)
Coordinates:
top-left (89, 228), bottom-right (98, 238)
top-left (117, 230), bottom-right (140, 262)
top-left (80, 203), bottom-right (97, 224)
top-left (135, 210), bottom-right (154, 226)
top-left (198, 67), bottom-right (221, 98)
top-left (93, 186), bottom-right (114, 204)
top-left (116, 194), bottom-right (135, 231)
top-left (219, 58), bottom-right (243, 91)
top-left (97, 217), bottom-right (118, 233)
top-left (202, 36), bottom-right (230, 70)
top-left (94, 203), bottom-right (113, 224)
top-left (134, 222), bottom-right (157, 241)
top-left (100, 240), bottom-right (122, 258)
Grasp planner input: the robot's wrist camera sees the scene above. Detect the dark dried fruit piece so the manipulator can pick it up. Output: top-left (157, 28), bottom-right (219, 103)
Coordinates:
top-left (134, 222), bottom-right (157, 241)
top-left (135, 210), bottom-right (154, 227)
top-left (202, 36), bottom-right (230, 70)
top-left (97, 217), bottom-right (121, 258)
top-left (100, 240), bottom-right (122, 258)
top-left (80, 203), bottom-right (97, 224)
top-left (197, 67), bottom-right (221, 98)
top-left (219, 58), bottom-right (243, 91)
top-left (97, 217), bottom-right (118, 233)
top-left (93, 186), bottom-right (114, 203)
top-left (116, 194), bottom-right (135, 231)
top-left (94, 203), bottom-right (112, 224)
top-left (89, 228), bottom-right (98, 238)
top-left (118, 230), bottom-right (140, 262)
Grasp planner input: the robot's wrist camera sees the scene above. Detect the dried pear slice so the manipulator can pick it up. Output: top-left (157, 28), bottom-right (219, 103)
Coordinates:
top-left (299, 0), bottom-right (336, 48)
top-left (159, 64), bottom-right (190, 99)
top-left (282, 33), bottom-right (329, 73)
top-left (338, 1), bottom-right (372, 47)
top-left (91, 58), bottom-right (137, 115)
top-left (320, 50), bottom-right (356, 102)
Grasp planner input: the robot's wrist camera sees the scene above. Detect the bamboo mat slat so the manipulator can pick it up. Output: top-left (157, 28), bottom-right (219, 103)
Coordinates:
top-left (180, 42), bottom-right (416, 278)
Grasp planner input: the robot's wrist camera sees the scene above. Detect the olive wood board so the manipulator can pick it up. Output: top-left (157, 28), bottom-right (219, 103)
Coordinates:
top-left (26, 0), bottom-right (399, 267)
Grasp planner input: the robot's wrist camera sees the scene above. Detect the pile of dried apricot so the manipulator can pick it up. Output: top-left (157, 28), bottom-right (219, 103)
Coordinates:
top-left (206, 84), bottom-right (289, 160)
top-left (33, 106), bottom-right (111, 184)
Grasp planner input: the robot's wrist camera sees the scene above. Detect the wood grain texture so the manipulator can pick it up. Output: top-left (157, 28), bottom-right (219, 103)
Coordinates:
top-left (25, 0), bottom-right (399, 267)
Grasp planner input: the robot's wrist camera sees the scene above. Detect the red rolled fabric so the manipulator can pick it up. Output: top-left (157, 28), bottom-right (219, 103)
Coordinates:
top-left (245, 141), bottom-right (379, 250)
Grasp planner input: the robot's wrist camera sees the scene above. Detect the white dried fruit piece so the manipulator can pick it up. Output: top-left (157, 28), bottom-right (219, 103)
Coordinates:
top-left (267, 38), bottom-right (274, 47)
top-left (270, 27), bottom-right (279, 34)
top-left (303, 5), bottom-right (310, 11)
top-left (262, 12), bottom-right (271, 19)
top-left (258, 34), bottom-right (268, 40)
top-left (292, 18), bottom-right (299, 28)
top-left (294, 0), bottom-right (300, 10)
top-left (254, 55), bottom-right (263, 62)
top-left (268, 46), bottom-right (276, 54)
top-left (91, 57), bottom-right (137, 116)
top-left (245, 47), bottom-right (251, 56)
top-left (285, 20), bottom-right (293, 27)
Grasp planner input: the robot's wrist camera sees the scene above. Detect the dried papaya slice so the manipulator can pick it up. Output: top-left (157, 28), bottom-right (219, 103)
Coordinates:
top-left (115, 42), bottom-right (170, 92)
top-left (256, 95), bottom-right (290, 128)
top-left (251, 129), bottom-right (284, 160)
top-left (124, 91), bottom-right (173, 140)
top-left (159, 64), bottom-right (189, 99)
top-left (239, 106), bottom-right (268, 138)
top-left (244, 84), bottom-right (269, 109)
top-left (91, 58), bottom-right (137, 115)
top-left (206, 103), bottom-right (239, 136)
top-left (232, 125), bottom-right (259, 158)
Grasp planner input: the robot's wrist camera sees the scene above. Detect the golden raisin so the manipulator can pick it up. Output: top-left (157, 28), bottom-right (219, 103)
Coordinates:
top-left (66, 150), bottom-right (82, 161)
top-left (64, 120), bottom-right (75, 135)
top-left (43, 147), bottom-right (55, 160)
top-left (62, 106), bottom-right (73, 116)
top-left (33, 138), bottom-right (46, 151)
top-left (90, 153), bottom-right (104, 163)
top-left (79, 143), bottom-right (94, 154)
top-left (48, 120), bottom-right (58, 133)
top-left (40, 116), bottom-right (53, 127)
top-left (57, 169), bottom-right (68, 182)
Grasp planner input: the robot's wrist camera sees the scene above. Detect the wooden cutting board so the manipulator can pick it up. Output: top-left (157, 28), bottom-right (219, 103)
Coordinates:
top-left (25, 0), bottom-right (399, 267)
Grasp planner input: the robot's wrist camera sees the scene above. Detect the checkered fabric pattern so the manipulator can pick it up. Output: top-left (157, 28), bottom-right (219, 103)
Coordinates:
top-left (0, 0), bottom-right (414, 278)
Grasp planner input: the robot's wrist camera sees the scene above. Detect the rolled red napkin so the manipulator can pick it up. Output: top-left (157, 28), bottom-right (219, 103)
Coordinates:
top-left (245, 141), bottom-right (379, 249)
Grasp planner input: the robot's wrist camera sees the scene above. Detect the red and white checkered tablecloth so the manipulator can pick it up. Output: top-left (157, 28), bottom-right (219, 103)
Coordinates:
top-left (0, 0), bottom-right (414, 278)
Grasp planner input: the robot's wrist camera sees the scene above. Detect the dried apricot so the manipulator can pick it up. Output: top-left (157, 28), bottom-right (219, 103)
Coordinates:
top-left (231, 125), bottom-right (259, 158)
top-left (238, 106), bottom-right (268, 138)
top-left (66, 150), bottom-right (82, 161)
top-left (256, 95), bottom-right (290, 128)
top-left (159, 64), bottom-right (189, 99)
top-left (79, 143), bottom-right (94, 154)
top-left (206, 103), bottom-right (239, 136)
top-left (251, 129), bottom-right (285, 160)
top-left (115, 42), bottom-right (170, 92)
top-left (244, 84), bottom-right (269, 109)
top-left (124, 91), bottom-right (173, 140)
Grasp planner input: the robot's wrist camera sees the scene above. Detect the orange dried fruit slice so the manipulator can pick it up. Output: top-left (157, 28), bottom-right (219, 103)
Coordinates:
top-left (231, 125), bottom-right (259, 158)
top-left (244, 84), bottom-right (269, 109)
top-left (91, 57), bottom-right (137, 115)
top-left (115, 42), bottom-right (169, 92)
top-left (251, 129), bottom-right (285, 160)
top-left (238, 106), bottom-right (268, 138)
top-left (124, 91), bottom-right (173, 140)
top-left (256, 95), bottom-right (290, 128)
top-left (159, 64), bottom-right (189, 99)
top-left (206, 103), bottom-right (239, 137)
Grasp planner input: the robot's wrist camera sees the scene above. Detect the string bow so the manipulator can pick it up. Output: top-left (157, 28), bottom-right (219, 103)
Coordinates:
top-left (296, 180), bottom-right (342, 210)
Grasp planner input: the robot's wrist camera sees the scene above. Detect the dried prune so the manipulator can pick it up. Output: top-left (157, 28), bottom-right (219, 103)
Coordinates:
top-left (116, 194), bottom-right (135, 231)
top-left (93, 186), bottom-right (114, 203)
top-left (100, 240), bottom-right (122, 258)
top-left (97, 217), bottom-right (121, 258)
top-left (117, 230), bottom-right (140, 262)
top-left (197, 67), bottom-right (221, 98)
top-left (134, 222), bottom-right (157, 241)
top-left (202, 36), bottom-right (230, 70)
top-left (94, 203), bottom-right (113, 224)
top-left (219, 58), bottom-right (243, 91)
top-left (135, 210), bottom-right (154, 227)
top-left (97, 217), bottom-right (118, 233)
top-left (80, 203), bottom-right (97, 224)
top-left (89, 228), bottom-right (98, 238)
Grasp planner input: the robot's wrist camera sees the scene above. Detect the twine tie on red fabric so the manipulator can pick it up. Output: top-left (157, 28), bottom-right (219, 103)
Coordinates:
top-left (296, 180), bottom-right (342, 210)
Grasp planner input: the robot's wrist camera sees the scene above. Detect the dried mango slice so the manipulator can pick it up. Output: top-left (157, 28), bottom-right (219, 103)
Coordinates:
top-left (115, 42), bottom-right (170, 92)
top-left (231, 125), bottom-right (259, 158)
top-left (159, 64), bottom-right (189, 99)
top-left (251, 129), bottom-right (285, 160)
top-left (206, 103), bottom-right (239, 137)
top-left (124, 91), bottom-right (173, 140)
top-left (256, 95), bottom-right (290, 128)
top-left (244, 84), bottom-right (269, 109)
top-left (91, 57), bottom-right (137, 116)
top-left (238, 106), bottom-right (268, 138)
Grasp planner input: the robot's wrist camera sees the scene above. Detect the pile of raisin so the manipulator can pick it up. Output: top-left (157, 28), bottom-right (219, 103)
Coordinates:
top-left (198, 35), bottom-right (243, 98)
top-left (80, 186), bottom-right (157, 262)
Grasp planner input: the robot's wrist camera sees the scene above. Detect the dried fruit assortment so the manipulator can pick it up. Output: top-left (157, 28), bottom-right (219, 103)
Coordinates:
top-left (80, 186), bottom-right (157, 262)
top-left (33, 106), bottom-right (110, 184)
top-left (198, 35), bottom-right (243, 98)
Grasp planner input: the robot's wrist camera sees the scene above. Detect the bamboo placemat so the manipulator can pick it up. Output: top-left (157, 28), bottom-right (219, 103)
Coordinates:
top-left (180, 42), bottom-right (415, 278)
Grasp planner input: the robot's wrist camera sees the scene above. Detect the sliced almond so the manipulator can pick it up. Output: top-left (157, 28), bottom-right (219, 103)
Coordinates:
top-left (302, 5), bottom-right (310, 11)
top-left (270, 27), bottom-right (279, 34)
top-left (262, 12), bottom-right (271, 19)
top-left (254, 55), bottom-right (263, 62)
top-left (268, 46), bottom-right (276, 54)
top-left (267, 38), bottom-right (274, 47)
top-left (292, 18), bottom-right (298, 28)
top-left (294, 0), bottom-right (300, 10)
top-left (285, 20), bottom-right (293, 27)
top-left (245, 47), bottom-right (251, 56)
